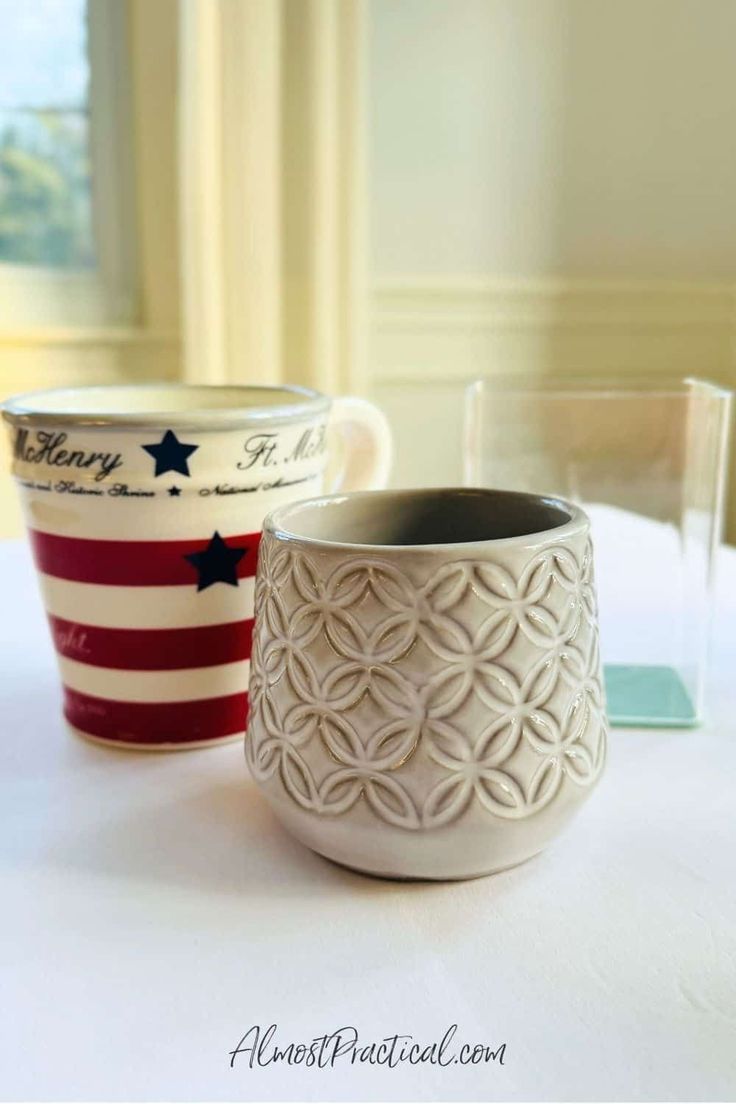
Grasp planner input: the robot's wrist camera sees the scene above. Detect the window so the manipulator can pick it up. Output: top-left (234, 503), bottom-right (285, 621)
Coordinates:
top-left (0, 0), bottom-right (136, 328)
top-left (0, 0), bottom-right (93, 269)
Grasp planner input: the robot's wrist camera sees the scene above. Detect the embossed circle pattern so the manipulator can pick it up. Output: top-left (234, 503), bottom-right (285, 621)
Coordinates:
top-left (246, 535), bottom-right (607, 830)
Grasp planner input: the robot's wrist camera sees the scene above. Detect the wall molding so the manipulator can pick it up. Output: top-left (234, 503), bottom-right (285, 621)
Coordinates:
top-left (179, 0), bottom-right (367, 393)
top-left (370, 278), bottom-right (736, 385)
top-left (0, 329), bottom-right (180, 409)
top-left (370, 277), bottom-right (736, 543)
top-left (0, 328), bottom-right (179, 350)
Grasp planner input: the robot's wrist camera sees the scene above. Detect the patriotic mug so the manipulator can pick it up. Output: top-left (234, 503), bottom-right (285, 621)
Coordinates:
top-left (1, 384), bottom-right (392, 749)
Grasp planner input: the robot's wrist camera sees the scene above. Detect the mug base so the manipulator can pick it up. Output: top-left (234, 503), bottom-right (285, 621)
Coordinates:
top-left (313, 845), bottom-right (544, 883)
top-left (67, 722), bottom-right (245, 752)
top-left (257, 789), bottom-right (583, 881)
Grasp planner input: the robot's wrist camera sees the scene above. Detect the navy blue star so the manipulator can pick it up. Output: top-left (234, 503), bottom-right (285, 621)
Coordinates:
top-left (142, 430), bottom-right (198, 477)
top-left (184, 532), bottom-right (246, 591)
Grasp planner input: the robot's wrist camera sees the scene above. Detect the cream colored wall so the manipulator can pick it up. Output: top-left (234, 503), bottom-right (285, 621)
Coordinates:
top-left (370, 0), bottom-right (736, 279)
top-left (367, 0), bottom-right (736, 534)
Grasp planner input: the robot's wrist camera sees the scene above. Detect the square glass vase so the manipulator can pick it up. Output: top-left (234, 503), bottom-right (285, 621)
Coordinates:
top-left (465, 376), bottom-right (732, 728)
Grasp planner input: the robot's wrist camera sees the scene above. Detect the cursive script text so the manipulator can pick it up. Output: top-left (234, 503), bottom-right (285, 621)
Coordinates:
top-left (230, 1024), bottom-right (507, 1071)
top-left (14, 428), bottom-right (124, 482)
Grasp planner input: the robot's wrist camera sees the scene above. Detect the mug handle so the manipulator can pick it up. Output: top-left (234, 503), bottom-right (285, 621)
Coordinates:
top-left (326, 396), bottom-right (393, 493)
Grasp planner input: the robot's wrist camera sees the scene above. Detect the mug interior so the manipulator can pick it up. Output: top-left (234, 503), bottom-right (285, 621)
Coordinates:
top-left (269, 488), bottom-right (576, 547)
top-left (1, 384), bottom-right (327, 426)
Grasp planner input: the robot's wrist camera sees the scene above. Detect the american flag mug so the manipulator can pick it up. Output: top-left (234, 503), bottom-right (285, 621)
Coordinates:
top-left (1, 384), bottom-right (392, 749)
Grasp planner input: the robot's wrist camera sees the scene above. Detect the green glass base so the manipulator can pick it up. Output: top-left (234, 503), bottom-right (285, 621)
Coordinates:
top-left (604, 664), bottom-right (698, 728)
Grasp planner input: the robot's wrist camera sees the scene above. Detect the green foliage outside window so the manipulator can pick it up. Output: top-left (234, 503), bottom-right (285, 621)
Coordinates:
top-left (0, 112), bottom-right (94, 269)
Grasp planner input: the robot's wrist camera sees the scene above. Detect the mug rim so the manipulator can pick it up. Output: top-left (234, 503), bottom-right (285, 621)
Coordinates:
top-left (265, 486), bottom-right (589, 552)
top-left (0, 383), bottom-right (331, 430)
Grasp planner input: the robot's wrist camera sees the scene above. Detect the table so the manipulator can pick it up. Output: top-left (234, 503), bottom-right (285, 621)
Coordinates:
top-left (1, 535), bottom-right (735, 1102)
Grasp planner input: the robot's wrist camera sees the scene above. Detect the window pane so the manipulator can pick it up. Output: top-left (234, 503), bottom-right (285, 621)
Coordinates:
top-left (0, 0), bottom-right (94, 268)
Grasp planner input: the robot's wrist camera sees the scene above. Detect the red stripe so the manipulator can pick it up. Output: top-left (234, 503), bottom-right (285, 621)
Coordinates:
top-left (29, 529), bottom-right (261, 586)
top-left (63, 687), bottom-right (248, 745)
top-left (49, 615), bottom-right (254, 670)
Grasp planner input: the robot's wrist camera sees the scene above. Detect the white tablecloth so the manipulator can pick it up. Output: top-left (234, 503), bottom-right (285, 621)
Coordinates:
top-left (1, 534), bottom-right (735, 1102)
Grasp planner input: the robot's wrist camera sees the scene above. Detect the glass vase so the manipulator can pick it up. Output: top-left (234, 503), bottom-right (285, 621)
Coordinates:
top-left (465, 376), bottom-right (732, 727)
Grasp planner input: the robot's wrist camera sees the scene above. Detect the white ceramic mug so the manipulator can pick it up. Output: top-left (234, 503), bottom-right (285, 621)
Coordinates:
top-left (1, 384), bottom-right (392, 750)
top-left (247, 487), bottom-right (607, 880)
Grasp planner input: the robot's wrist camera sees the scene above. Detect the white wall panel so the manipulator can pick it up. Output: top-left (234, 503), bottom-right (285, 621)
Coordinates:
top-left (370, 0), bottom-right (736, 280)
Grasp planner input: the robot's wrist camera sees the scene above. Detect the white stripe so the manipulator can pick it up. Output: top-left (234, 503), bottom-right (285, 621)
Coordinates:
top-left (19, 475), bottom-right (323, 540)
top-left (59, 656), bottom-right (251, 703)
top-left (39, 573), bottom-right (256, 628)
